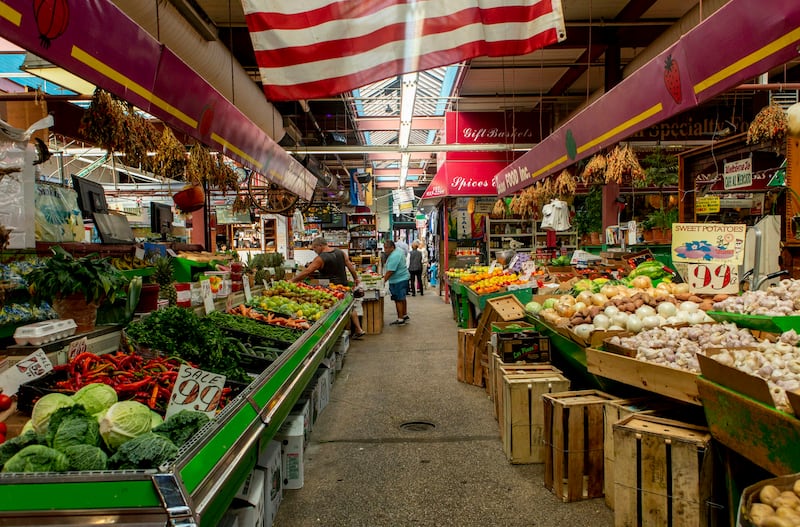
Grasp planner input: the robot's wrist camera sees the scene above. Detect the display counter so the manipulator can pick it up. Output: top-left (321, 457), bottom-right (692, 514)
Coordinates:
top-left (0, 296), bottom-right (353, 527)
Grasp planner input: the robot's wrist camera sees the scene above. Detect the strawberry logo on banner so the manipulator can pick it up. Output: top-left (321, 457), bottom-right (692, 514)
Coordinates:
top-left (243, 1), bottom-right (567, 101)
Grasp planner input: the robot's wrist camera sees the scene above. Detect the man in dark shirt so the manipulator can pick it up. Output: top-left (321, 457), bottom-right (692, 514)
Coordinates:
top-left (290, 237), bottom-right (366, 337)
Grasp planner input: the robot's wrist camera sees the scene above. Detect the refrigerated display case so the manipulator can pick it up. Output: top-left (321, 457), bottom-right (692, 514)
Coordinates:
top-left (0, 296), bottom-right (353, 527)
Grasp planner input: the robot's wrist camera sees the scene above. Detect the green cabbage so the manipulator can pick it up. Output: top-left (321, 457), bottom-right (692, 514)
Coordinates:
top-left (108, 432), bottom-right (179, 470)
top-left (0, 430), bottom-right (45, 466)
top-left (525, 301), bottom-right (542, 315)
top-left (99, 401), bottom-right (153, 451)
top-left (152, 410), bottom-right (210, 447)
top-left (45, 405), bottom-right (91, 446)
top-left (542, 298), bottom-right (558, 310)
top-left (2, 445), bottom-right (69, 473)
top-left (31, 393), bottom-right (75, 435)
top-left (52, 416), bottom-right (101, 452)
top-left (72, 383), bottom-right (118, 415)
top-left (20, 420), bottom-right (33, 435)
top-left (63, 444), bottom-right (108, 471)
top-left (150, 411), bottom-right (164, 429)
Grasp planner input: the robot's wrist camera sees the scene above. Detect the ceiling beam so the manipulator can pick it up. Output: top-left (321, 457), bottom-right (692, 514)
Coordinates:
top-left (354, 117), bottom-right (444, 131)
top-left (284, 144), bottom-right (534, 155)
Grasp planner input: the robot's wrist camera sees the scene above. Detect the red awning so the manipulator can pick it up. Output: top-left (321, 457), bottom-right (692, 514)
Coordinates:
top-left (420, 159), bottom-right (508, 200)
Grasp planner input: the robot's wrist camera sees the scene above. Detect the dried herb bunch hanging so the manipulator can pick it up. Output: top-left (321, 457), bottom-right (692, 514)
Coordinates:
top-left (185, 143), bottom-right (215, 187)
top-left (605, 144), bottom-right (645, 184)
top-left (554, 169), bottom-right (577, 196)
top-left (580, 154), bottom-right (606, 185)
top-left (210, 157), bottom-right (240, 194)
top-left (747, 104), bottom-right (787, 148)
top-left (153, 127), bottom-right (187, 180)
top-left (492, 198), bottom-right (507, 218)
top-left (231, 194), bottom-right (253, 214)
top-left (120, 101), bottom-right (158, 170)
top-left (79, 88), bottom-right (129, 152)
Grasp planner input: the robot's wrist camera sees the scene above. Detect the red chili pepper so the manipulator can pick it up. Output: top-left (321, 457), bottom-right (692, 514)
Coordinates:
top-left (116, 377), bottom-right (152, 393)
top-left (148, 385), bottom-right (159, 409)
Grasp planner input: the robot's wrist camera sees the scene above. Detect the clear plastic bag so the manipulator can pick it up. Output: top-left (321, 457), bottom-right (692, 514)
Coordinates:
top-left (34, 184), bottom-right (85, 242)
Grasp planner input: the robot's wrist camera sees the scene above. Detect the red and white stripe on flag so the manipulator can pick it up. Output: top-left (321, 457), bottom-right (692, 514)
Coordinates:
top-left (243, 0), bottom-right (567, 101)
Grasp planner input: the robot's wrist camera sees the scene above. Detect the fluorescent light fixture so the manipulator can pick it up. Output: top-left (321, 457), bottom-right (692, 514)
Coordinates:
top-left (398, 72), bottom-right (418, 149)
top-left (398, 152), bottom-right (411, 188)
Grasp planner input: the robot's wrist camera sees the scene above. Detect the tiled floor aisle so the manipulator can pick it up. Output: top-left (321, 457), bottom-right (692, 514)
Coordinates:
top-left (274, 290), bottom-right (615, 527)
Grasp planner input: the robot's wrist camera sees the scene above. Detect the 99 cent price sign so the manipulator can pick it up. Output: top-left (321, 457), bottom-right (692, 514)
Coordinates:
top-left (165, 364), bottom-right (226, 419)
top-left (687, 262), bottom-right (739, 294)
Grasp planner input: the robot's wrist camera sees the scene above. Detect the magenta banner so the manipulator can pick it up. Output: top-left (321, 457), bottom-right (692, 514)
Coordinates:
top-left (0, 0), bottom-right (316, 199)
top-left (495, 0), bottom-right (800, 196)
top-left (445, 111), bottom-right (538, 145)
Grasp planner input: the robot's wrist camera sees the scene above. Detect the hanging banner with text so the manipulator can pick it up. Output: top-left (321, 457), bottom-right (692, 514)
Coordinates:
top-left (671, 223), bottom-right (746, 265)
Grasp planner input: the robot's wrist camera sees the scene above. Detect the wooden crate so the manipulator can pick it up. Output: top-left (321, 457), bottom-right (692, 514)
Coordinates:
top-left (603, 397), bottom-right (679, 510)
top-left (586, 347), bottom-right (702, 406)
top-left (473, 295), bottom-right (526, 359)
top-left (613, 414), bottom-right (714, 527)
top-left (543, 390), bottom-right (618, 502)
top-left (456, 329), bottom-right (479, 385)
top-left (502, 372), bottom-right (570, 464)
top-left (492, 354), bottom-right (561, 422)
top-left (362, 298), bottom-right (384, 334)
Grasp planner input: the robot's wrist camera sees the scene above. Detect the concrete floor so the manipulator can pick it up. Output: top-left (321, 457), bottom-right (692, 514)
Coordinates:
top-left (274, 290), bottom-right (615, 527)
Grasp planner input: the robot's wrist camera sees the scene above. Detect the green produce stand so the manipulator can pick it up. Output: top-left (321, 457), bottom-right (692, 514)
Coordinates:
top-left (0, 296), bottom-right (353, 527)
top-left (466, 286), bottom-right (533, 313)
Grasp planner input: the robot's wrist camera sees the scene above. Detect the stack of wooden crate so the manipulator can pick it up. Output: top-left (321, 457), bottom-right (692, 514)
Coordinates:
top-left (466, 295), bottom-right (527, 388)
top-left (542, 390), bottom-right (618, 502)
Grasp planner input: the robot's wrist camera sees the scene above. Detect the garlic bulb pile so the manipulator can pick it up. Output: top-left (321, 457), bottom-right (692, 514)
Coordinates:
top-left (713, 279), bottom-right (800, 316)
top-left (606, 323), bottom-right (758, 373)
top-left (710, 330), bottom-right (800, 412)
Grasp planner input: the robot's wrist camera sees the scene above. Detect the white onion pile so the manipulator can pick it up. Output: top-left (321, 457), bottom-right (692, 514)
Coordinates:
top-left (606, 322), bottom-right (758, 373)
top-left (713, 279), bottom-right (800, 316)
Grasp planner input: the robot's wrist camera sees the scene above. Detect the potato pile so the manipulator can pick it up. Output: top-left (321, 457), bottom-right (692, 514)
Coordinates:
top-left (749, 481), bottom-right (800, 526)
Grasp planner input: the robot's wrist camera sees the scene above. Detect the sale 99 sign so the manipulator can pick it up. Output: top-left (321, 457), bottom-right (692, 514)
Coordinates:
top-left (166, 364), bottom-right (226, 419)
top-left (687, 262), bottom-right (739, 294)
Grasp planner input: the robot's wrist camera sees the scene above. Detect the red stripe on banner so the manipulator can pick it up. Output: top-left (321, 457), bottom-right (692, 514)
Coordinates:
top-left (246, 0), bottom-right (403, 32)
top-left (260, 31), bottom-right (559, 101)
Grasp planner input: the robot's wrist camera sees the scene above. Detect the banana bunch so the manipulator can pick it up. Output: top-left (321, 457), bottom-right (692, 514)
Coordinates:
top-left (111, 254), bottom-right (151, 270)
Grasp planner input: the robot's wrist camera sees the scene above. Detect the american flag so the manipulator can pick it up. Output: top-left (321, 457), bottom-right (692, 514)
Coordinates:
top-left (243, 0), bottom-right (567, 101)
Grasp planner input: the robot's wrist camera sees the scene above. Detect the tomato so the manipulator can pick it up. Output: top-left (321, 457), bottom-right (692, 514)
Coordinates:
top-left (0, 394), bottom-right (12, 411)
top-left (0, 422), bottom-right (6, 435)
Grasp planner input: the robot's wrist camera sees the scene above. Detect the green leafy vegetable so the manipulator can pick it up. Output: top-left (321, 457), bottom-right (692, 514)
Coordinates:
top-left (152, 410), bottom-right (210, 447)
top-left (63, 444), bottom-right (108, 471)
top-left (72, 383), bottom-right (118, 415)
top-left (99, 401), bottom-right (153, 451)
top-left (45, 404), bottom-right (91, 446)
top-left (0, 430), bottom-right (45, 466)
top-left (108, 432), bottom-right (178, 470)
top-left (125, 307), bottom-right (249, 382)
top-left (52, 415), bottom-right (101, 452)
top-left (31, 393), bottom-right (75, 435)
top-left (2, 445), bottom-right (69, 473)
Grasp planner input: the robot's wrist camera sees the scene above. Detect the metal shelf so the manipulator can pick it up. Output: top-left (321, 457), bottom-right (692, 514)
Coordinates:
top-left (0, 298), bottom-right (353, 527)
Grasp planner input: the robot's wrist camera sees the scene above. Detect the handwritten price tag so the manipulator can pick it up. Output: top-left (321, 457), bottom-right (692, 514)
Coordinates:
top-left (488, 260), bottom-right (500, 273)
top-left (687, 263), bottom-right (739, 294)
top-left (519, 261), bottom-right (537, 282)
top-left (243, 276), bottom-right (252, 302)
top-left (201, 280), bottom-right (215, 314)
top-left (0, 349), bottom-right (53, 395)
top-left (134, 247), bottom-right (145, 260)
top-left (507, 254), bottom-right (520, 271)
top-left (166, 364), bottom-right (226, 419)
top-left (68, 337), bottom-right (88, 361)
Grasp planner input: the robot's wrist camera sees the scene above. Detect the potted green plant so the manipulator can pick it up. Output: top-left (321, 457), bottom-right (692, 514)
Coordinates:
top-left (647, 207), bottom-right (678, 242)
top-left (27, 246), bottom-right (129, 333)
top-left (639, 148), bottom-right (678, 188)
top-left (575, 186), bottom-right (603, 245)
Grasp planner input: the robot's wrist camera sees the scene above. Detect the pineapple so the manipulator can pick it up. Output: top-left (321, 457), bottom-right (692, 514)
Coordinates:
top-left (153, 256), bottom-right (177, 306)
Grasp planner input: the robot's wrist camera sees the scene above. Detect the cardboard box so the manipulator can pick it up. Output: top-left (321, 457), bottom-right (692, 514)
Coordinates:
top-left (275, 414), bottom-right (305, 489)
top-left (290, 399), bottom-right (312, 444)
top-left (230, 469), bottom-right (265, 527)
top-left (257, 440), bottom-right (283, 527)
top-left (493, 332), bottom-right (551, 363)
top-left (314, 368), bottom-right (332, 415)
